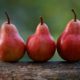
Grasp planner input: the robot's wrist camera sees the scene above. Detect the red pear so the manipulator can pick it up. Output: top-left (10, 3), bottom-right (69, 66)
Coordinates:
top-left (57, 9), bottom-right (80, 62)
top-left (26, 17), bottom-right (56, 62)
top-left (0, 12), bottom-right (25, 62)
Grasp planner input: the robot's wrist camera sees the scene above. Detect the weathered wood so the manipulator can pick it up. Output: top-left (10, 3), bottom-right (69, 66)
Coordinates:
top-left (0, 61), bottom-right (80, 80)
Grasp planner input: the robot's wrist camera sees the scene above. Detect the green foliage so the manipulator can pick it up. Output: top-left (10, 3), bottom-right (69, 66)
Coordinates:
top-left (0, 0), bottom-right (80, 61)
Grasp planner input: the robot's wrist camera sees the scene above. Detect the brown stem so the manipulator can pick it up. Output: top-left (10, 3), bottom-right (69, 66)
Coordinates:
top-left (72, 9), bottom-right (77, 22)
top-left (40, 16), bottom-right (44, 25)
top-left (5, 11), bottom-right (10, 24)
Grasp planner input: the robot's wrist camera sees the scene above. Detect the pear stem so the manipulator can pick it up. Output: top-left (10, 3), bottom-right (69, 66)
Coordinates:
top-left (40, 16), bottom-right (44, 25)
top-left (72, 9), bottom-right (77, 22)
top-left (5, 11), bottom-right (10, 24)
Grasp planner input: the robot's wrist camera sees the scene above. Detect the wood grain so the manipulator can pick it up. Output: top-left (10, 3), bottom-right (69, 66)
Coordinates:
top-left (0, 61), bottom-right (80, 80)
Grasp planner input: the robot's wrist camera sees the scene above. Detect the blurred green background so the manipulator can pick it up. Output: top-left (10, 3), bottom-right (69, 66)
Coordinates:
top-left (0, 0), bottom-right (80, 61)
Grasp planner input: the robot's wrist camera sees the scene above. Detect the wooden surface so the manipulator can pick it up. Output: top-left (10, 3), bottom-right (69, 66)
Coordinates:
top-left (0, 61), bottom-right (80, 80)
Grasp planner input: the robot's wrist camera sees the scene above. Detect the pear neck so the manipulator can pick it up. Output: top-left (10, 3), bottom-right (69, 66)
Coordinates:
top-left (1, 22), bottom-right (18, 36)
top-left (35, 23), bottom-right (50, 35)
top-left (65, 19), bottom-right (80, 34)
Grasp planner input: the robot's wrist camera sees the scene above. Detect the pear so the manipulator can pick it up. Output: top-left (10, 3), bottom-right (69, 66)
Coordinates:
top-left (0, 12), bottom-right (25, 62)
top-left (26, 17), bottom-right (56, 62)
top-left (57, 9), bottom-right (80, 62)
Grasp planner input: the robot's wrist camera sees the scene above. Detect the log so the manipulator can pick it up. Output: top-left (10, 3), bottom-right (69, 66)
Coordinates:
top-left (0, 61), bottom-right (80, 80)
